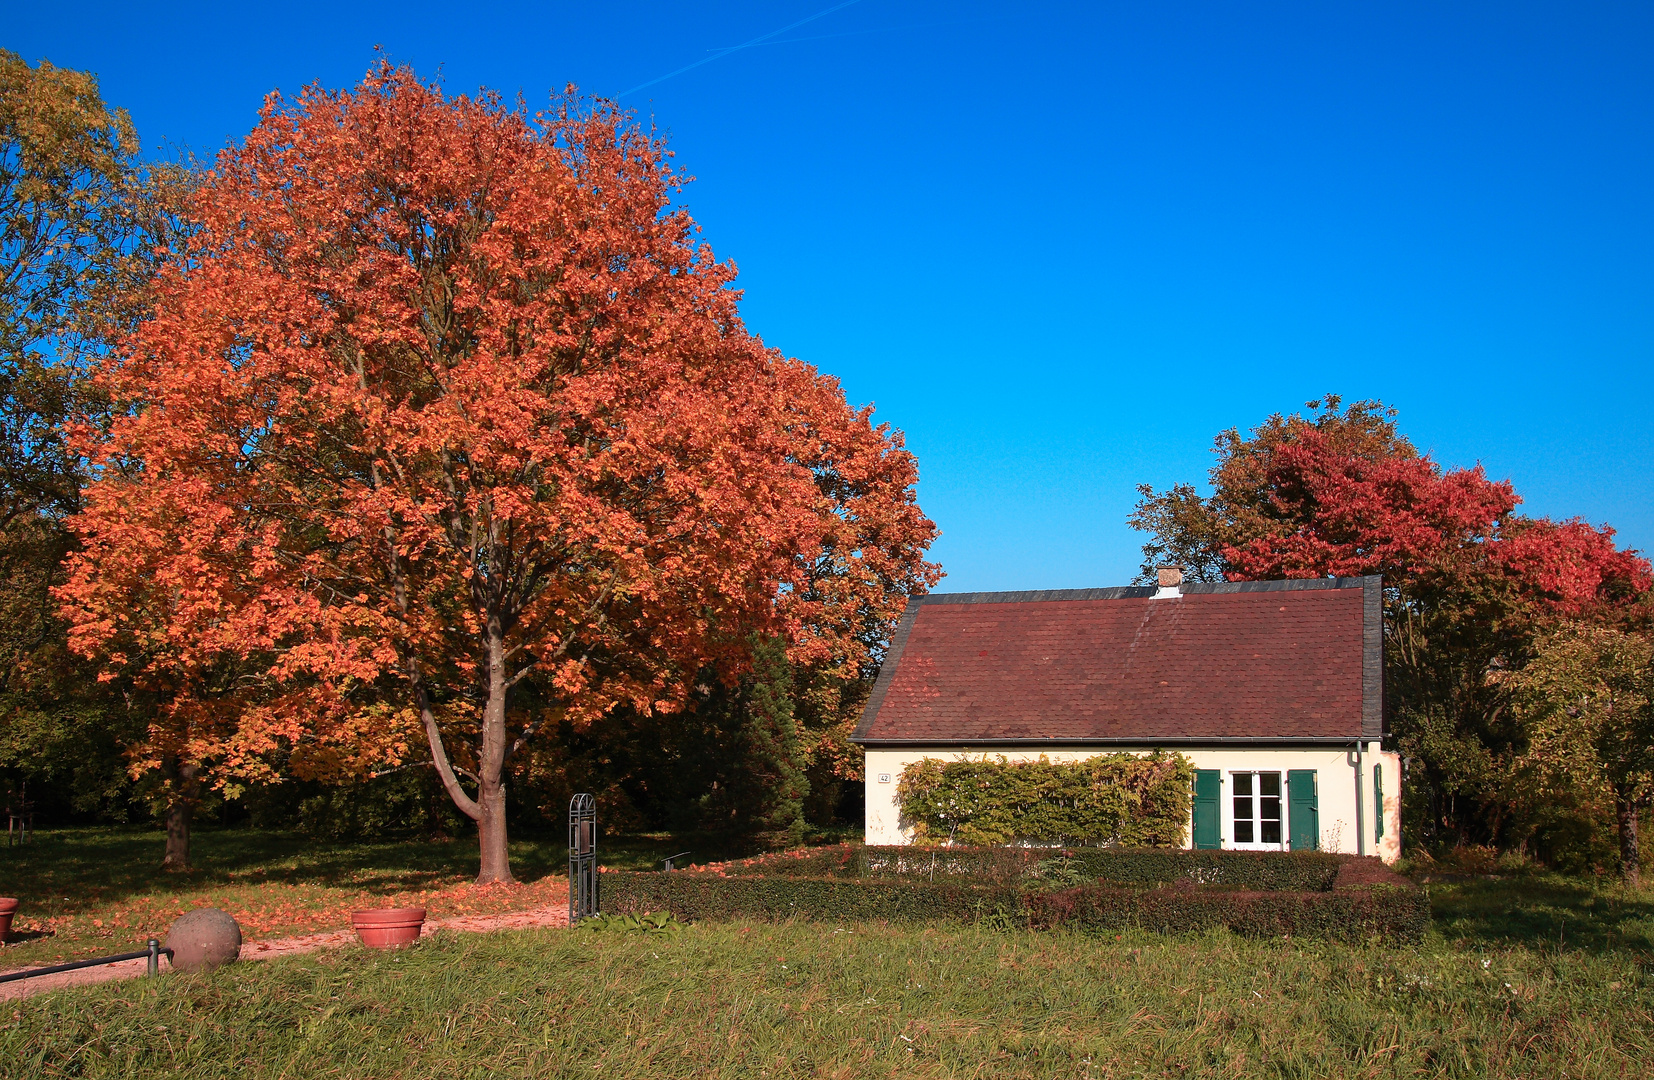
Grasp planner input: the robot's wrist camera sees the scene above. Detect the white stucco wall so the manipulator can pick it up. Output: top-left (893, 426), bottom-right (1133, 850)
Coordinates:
top-left (864, 744), bottom-right (1402, 863)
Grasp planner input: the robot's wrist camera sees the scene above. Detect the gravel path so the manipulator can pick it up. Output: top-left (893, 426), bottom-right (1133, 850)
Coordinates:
top-left (0, 904), bottom-right (570, 1002)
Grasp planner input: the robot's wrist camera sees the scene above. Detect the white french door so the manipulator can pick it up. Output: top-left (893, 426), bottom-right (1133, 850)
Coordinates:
top-left (1228, 771), bottom-right (1286, 850)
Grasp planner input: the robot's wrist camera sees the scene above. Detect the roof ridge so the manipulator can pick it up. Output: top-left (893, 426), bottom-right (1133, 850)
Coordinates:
top-left (916, 575), bottom-right (1378, 605)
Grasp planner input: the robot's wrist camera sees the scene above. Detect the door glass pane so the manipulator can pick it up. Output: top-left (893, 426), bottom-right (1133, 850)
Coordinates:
top-left (1233, 773), bottom-right (1254, 843)
top-left (1259, 772), bottom-right (1282, 844)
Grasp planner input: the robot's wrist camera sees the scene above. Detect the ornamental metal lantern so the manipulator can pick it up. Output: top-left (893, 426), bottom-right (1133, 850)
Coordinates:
top-left (568, 793), bottom-right (598, 923)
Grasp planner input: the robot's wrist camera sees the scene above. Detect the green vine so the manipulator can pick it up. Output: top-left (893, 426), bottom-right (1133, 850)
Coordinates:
top-left (895, 752), bottom-right (1195, 847)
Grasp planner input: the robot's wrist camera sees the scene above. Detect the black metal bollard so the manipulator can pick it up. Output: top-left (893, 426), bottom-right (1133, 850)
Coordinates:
top-left (568, 793), bottom-right (598, 923)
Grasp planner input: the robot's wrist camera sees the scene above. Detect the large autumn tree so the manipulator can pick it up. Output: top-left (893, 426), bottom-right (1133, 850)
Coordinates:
top-left (59, 66), bottom-right (937, 880)
top-left (1131, 396), bottom-right (1651, 856)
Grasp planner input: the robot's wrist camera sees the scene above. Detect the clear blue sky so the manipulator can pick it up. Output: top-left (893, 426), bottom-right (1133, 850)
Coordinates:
top-left (11, 2), bottom-right (1651, 591)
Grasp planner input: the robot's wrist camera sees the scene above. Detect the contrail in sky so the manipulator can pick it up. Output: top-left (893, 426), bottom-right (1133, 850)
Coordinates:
top-left (618, 0), bottom-right (866, 98)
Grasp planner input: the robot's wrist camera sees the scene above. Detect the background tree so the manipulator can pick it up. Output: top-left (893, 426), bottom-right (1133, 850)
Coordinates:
top-left (60, 66), bottom-right (936, 883)
top-left (0, 51), bottom-right (192, 844)
top-left (1, 49), bottom-right (137, 526)
top-left (1508, 627), bottom-right (1654, 883)
top-left (1127, 398), bottom-right (1419, 584)
top-left (1131, 396), bottom-right (1652, 859)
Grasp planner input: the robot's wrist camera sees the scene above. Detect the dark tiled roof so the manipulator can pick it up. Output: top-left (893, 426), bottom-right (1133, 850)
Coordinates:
top-left (852, 577), bottom-right (1381, 745)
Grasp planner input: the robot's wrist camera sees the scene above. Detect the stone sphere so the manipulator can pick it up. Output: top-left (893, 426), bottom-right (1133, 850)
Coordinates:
top-left (165, 908), bottom-right (242, 973)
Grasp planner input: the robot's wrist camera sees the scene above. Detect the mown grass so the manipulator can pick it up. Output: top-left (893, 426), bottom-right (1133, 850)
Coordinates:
top-left (4, 917), bottom-right (1652, 1079)
top-left (0, 826), bottom-right (759, 967)
top-left (1429, 874), bottom-right (1654, 954)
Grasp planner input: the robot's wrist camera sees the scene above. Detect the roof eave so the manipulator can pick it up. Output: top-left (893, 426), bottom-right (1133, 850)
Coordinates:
top-left (853, 735), bottom-right (1367, 747)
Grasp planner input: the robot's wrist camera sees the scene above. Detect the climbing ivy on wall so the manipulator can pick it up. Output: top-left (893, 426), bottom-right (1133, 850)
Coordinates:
top-left (895, 752), bottom-right (1195, 847)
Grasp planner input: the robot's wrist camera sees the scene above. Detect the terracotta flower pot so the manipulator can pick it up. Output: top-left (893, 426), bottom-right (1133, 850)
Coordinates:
top-left (351, 907), bottom-right (426, 949)
top-left (0, 897), bottom-right (17, 940)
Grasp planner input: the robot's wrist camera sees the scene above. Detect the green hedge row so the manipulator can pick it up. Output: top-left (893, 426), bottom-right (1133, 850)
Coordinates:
top-left (600, 871), bottom-right (1020, 925)
top-left (1059, 849), bottom-right (1343, 892)
top-left (896, 752), bottom-right (1194, 847)
top-left (1023, 883), bottom-right (1430, 944)
top-left (598, 870), bottom-right (1429, 943)
top-left (703, 844), bottom-right (1344, 892)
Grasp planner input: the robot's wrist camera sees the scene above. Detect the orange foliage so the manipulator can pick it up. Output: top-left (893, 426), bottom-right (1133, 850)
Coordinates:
top-left (56, 65), bottom-right (936, 881)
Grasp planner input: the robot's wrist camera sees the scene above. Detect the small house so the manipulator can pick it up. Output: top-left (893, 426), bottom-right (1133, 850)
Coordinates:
top-left (851, 570), bottom-right (1402, 862)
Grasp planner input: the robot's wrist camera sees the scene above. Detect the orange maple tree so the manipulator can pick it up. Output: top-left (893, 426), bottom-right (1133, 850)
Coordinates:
top-left (57, 66), bottom-right (937, 881)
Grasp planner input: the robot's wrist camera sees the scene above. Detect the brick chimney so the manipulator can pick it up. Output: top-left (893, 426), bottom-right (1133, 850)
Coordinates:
top-left (1152, 565), bottom-right (1184, 599)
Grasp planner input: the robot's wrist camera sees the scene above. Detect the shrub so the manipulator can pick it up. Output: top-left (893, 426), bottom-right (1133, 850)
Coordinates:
top-left (573, 911), bottom-right (686, 935)
top-left (1331, 855), bottom-right (1416, 889)
top-left (895, 752), bottom-right (1194, 847)
top-left (1023, 883), bottom-right (1431, 943)
top-left (600, 868), bottom-right (1429, 943)
top-left (692, 845), bottom-right (865, 879)
top-left (1062, 849), bottom-right (1343, 891)
top-left (601, 871), bottom-right (1021, 925)
top-left (857, 845), bottom-right (1041, 882)
top-left (701, 844), bottom-right (1343, 891)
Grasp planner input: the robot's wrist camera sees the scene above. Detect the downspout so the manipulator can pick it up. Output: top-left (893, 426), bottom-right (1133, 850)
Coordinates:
top-left (1353, 740), bottom-right (1366, 857)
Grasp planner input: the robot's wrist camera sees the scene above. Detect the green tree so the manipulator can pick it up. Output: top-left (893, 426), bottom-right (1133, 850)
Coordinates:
top-left (1, 49), bottom-right (139, 522)
top-left (1509, 627), bottom-right (1654, 883)
top-left (0, 51), bottom-right (192, 846)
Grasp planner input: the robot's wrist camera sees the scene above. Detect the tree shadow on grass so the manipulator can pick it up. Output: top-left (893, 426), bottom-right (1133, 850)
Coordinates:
top-left (0, 827), bottom-right (557, 913)
top-left (0, 826), bottom-right (765, 914)
top-left (1428, 876), bottom-right (1654, 956)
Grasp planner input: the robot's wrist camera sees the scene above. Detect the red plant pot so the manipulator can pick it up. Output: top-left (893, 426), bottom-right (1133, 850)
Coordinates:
top-left (351, 907), bottom-right (426, 949)
top-left (0, 897), bottom-right (17, 940)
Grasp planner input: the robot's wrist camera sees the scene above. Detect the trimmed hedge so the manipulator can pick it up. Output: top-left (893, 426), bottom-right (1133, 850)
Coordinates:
top-left (700, 845), bottom-right (866, 879)
top-left (896, 752), bottom-right (1194, 847)
top-left (1061, 849), bottom-right (1343, 892)
top-left (703, 844), bottom-right (1343, 892)
top-left (1023, 883), bottom-right (1431, 944)
top-left (601, 860), bottom-right (1430, 944)
top-left (600, 871), bottom-right (1020, 925)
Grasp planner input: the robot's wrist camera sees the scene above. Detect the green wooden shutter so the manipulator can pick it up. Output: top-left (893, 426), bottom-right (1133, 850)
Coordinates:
top-left (1373, 764), bottom-right (1384, 842)
top-left (1192, 770), bottom-right (1221, 849)
top-left (1287, 770), bottom-right (1318, 851)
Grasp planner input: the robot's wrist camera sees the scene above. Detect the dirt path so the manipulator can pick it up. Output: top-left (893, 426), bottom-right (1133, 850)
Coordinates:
top-left (0, 905), bottom-right (570, 1002)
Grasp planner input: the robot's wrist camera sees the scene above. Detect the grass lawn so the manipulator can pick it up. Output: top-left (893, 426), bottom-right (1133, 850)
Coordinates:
top-left (4, 829), bottom-right (1653, 1077)
top-left (4, 916), bottom-right (1652, 1079)
top-left (0, 826), bottom-right (763, 968)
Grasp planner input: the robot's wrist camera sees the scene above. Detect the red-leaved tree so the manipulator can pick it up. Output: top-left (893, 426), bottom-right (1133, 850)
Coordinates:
top-left (57, 67), bottom-right (937, 879)
top-left (1132, 396), bottom-right (1651, 859)
top-left (1220, 423), bottom-right (1648, 615)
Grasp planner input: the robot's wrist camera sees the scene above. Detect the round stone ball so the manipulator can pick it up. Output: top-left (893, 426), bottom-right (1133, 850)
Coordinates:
top-left (165, 908), bottom-right (242, 973)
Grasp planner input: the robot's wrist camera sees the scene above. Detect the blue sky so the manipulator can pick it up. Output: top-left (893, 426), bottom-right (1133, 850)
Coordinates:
top-left (10, 2), bottom-right (1651, 591)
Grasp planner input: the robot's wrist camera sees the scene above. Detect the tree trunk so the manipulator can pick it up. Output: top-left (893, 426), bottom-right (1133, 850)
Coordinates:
top-left (477, 779), bottom-right (511, 884)
top-left (1616, 796), bottom-right (1640, 886)
top-left (160, 760), bottom-right (197, 871)
top-left (474, 617), bottom-right (515, 884)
